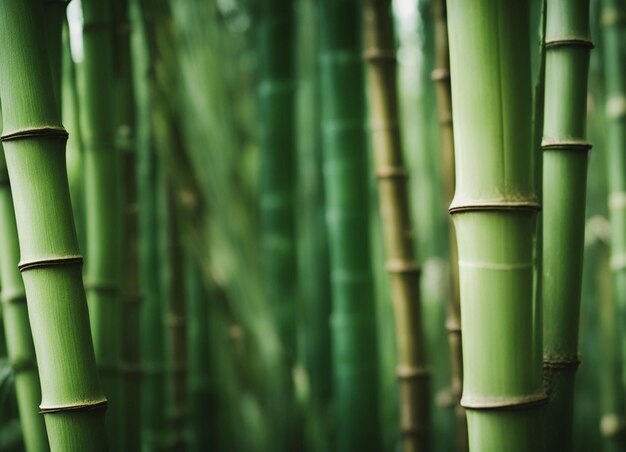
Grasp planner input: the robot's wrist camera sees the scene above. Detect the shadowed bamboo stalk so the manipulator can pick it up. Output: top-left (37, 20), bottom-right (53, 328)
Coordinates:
top-left (362, 0), bottom-right (429, 450)
top-left (0, 0), bottom-right (108, 449)
top-left (541, 0), bottom-right (592, 449)
top-left (319, 0), bottom-right (381, 448)
top-left (81, 0), bottom-right (123, 446)
top-left (430, 0), bottom-right (467, 448)
top-left (447, 1), bottom-right (546, 450)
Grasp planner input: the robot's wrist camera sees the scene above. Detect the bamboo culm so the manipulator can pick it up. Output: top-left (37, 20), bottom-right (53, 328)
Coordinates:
top-left (363, 0), bottom-right (430, 450)
top-left (541, 0), bottom-right (592, 449)
top-left (447, 1), bottom-right (545, 450)
top-left (319, 0), bottom-right (381, 449)
top-left (0, 1), bottom-right (108, 450)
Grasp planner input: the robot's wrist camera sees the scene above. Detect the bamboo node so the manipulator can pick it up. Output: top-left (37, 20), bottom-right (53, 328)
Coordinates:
top-left (438, 113), bottom-right (453, 126)
top-left (1, 126), bottom-right (68, 142)
top-left (124, 294), bottom-right (144, 304)
top-left (40, 399), bottom-right (108, 414)
top-left (386, 259), bottom-right (420, 274)
top-left (119, 362), bottom-right (143, 377)
top-left (610, 253), bottom-right (626, 271)
top-left (400, 424), bottom-right (429, 437)
top-left (18, 255), bottom-right (83, 272)
top-left (541, 139), bottom-right (592, 152)
top-left (84, 281), bottom-right (121, 295)
top-left (430, 68), bottom-right (450, 81)
top-left (608, 191), bottom-right (626, 212)
top-left (461, 392), bottom-right (548, 410)
top-left (258, 80), bottom-right (295, 97)
top-left (542, 356), bottom-right (581, 371)
top-left (1, 289), bottom-right (26, 305)
top-left (544, 37), bottom-right (594, 49)
top-left (369, 120), bottom-right (399, 132)
top-left (363, 48), bottom-right (396, 62)
top-left (606, 95), bottom-right (626, 119)
top-left (10, 359), bottom-right (36, 374)
top-left (376, 166), bottom-right (408, 180)
top-left (444, 317), bottom-right (462, 333)
top-left (164, 313), bottom-right (186, 328)
top-left (449, 200), bottom-right (540, 214)
top-left (396, 365), bottom-right (430, 380)
top-left (600, 413), bottom-right (626, 437)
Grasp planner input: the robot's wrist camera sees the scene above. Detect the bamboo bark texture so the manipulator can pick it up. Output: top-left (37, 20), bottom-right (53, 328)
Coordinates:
top-left (81, 0), bottom-right (123, 446)
top-left (319, 0), bottom-right (381, 449)
top-left (0, 1), bottom-right (108, 450)
top-left (363, 0), bottom-right (429, 450)
top-left (541, 0), bottom-right (592, 449)
top-left (447, 1), bottom-right (545, 450)
top-left (431, 0), bottom-right (467, 448)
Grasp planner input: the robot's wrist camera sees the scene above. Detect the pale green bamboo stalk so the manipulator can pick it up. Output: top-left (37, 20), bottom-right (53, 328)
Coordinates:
top-left (0, 1), bottom-right (108, 450)
top-left (541, 1), bottom-right (592, 449)
top-left (447, 1), bottom-right (545, 450)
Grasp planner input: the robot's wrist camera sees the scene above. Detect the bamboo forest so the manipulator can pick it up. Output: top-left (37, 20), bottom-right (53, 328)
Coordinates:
top-left (2, 0), bottom-right (626, 451)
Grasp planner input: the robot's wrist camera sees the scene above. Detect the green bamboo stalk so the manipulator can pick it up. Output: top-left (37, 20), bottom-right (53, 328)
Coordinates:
top-left (0, 0), bottom-right (108, 450)
top-left (112, 0), bottom-right (142, 448)
top-left (362, 0), bottom-right (429, 450)
top-left (0, 111), bottom-right (49, 451)
top-left (80, 0), bottom-right (123, 447)
top-left (541, 1), bottom-right (592, 449)
top-left (431, 0), bottom-right (467, 448)
top-left (447, 1), bottom-right (546, 450)
top-left (319, 0), bottom-right (380, 449)
top-left (600, 0), bottom-right (626, 419)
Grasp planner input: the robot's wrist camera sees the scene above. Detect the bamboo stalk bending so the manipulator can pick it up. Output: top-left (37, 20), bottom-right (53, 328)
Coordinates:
top-left (431, 0), bottom-right (467, 449)
top-left (447, 1), bottom-right (545, 450)
top-left (319, 0), bottom-right (381, 449)
top-left (363, 0), bottom-right (429, 450)
top-left (541, 0), bottom-right (592, 449)
top-left (0, 1), bottom-right (108, 450)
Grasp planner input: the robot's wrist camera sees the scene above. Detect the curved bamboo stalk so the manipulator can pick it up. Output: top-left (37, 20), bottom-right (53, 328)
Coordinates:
top-left (362, 0), bottom-right (429, 450)
top-left (319, 0), bottom-right (381, 449)
top-left (0, 1), bottom-right (108, 450)
top-left (0, 112), bottom-right (49, 452)
top-left (447, 1), bottom-right (545, 450)
top-left (430, 0), bottom-right (467, 448)
top-left (81, 0), bottom-right (123, 447)
top-left (541, 1), bottom-right (592, 448)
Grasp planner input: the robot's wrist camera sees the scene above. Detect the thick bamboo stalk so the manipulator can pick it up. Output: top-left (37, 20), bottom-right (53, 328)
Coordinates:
top-left (112, 0), bottom-right (142, 449)
top-left (362, 0), bottom-right (429, 450)
top-left (0, 1), bottom-right (108, 450)
top-left (319, 0), bottom-right (381, 449)
top-left (600, 0), bottom-right (626, 427)
top-left (80, 0), bottom-right (123, 447)
top-left (447, 1), bottom-right (546, 450)
top-left (541, 1), bottom-right (592, 449)
top-left (431, 0), bottom-right (467, 448)
top-left (0, 113), bottom-right (49, 451)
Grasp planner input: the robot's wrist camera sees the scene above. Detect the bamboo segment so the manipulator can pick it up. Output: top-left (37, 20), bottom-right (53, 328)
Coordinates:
top-left (362, 0), bottom-right (429, 450)
top-left (319, 0), bottom-right (380, 449)
top-left (431, 0), bottom-right (467, 448)
top-left (541, 1), bottom-right (592, 449)
top-left (0, 1), bottom-right (108, 450)
top-left (447, 1), bottom-right (545, 450)
top-left (600, 2), bottom-right (626, 436)
top-left (0, 111), bottom-right (49, 451)
top-left (81, 0), bottom-right (123, 447)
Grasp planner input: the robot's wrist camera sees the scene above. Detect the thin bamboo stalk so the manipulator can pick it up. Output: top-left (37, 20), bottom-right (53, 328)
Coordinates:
top-left (80, 0), bottom-right (123, 447)
top-left (319, 0), bottom-right (380, 449)
top-left (447, 1), bottom-right (546, 450)
top-left (0, 111), bottom-right (49, 451)
top-left (112, 0), bottom-right (142, 449)
top-left (362, 0), bottom-right (429, 450)
top-left (0, 0), bottom-right (108, 450)
top-left (541, 1), bottom-right (592, 448)
top-left (431, 0), bottom-right (467, 448)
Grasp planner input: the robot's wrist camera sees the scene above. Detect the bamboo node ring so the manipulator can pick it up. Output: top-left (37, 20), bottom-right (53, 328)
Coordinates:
top-left (363, 48), bottom-right (395, 61)
top-left (396, 365), bottom-right (430, 380)
top-left (84, 281), bottom-right (121, 295)
top-left (610, 252), bottom-right (626, 271)
top-left (376, 166), bottom-right (408, 179)
top-left (544, 37), bottom-right (594, 49)
top-left (449, 200), bottom-right (540, 214)
top-left (10, 359), bottom-right (36, 374)
top-left (430, 68), bottom-right (450, 81)
top-left (606, 95), bottom-right (626, 119)
top-left (1, 290), bottom-right (27, 305)
top-left (608, 191), bottom-right (626, 211)
top-left (1, 126), bottom-right (68, 142)
top-left (541, 139), bottom-right (592, 152)
top-left (542, 356), bottom-right (581, 371)
top-left (386, 259), bottom-right (420, 274)
top-left (461, 392), bottom-right (548, 410)
top-left (40, 399), bottom-right (108, 414)
top-left (18, 255), bottom-right (83, 272)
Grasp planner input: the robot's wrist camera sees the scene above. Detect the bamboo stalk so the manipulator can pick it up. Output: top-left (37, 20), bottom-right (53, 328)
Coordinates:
top-left (319, 0), bottom-right (380, 449)
top-left (80, 0), bottom-right (123, 447)
top-left (0, 111), bottom-right (49, 451)
top-left (430, 0), bottom-right (467, 448)
top-left (447, 1), bottom-right (546, 450)
top-left (541, 1), bottom-right (592, 449)
top-left (362, 0), bottom-right (429, 450)
top-left (0, 1), bottom-right (108, 450)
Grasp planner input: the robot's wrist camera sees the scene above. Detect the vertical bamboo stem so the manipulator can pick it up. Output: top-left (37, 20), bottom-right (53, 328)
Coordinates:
top-left (541, 1), bottom-right (592, 449)
top-left (431, 0), bottom-right (467, 448)
top-left (447, 1), bottom-right (546, 450)
top-left (363, 0), bottom-right (430, 450)
top-left (0, 1), bottom-right (108, 449)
